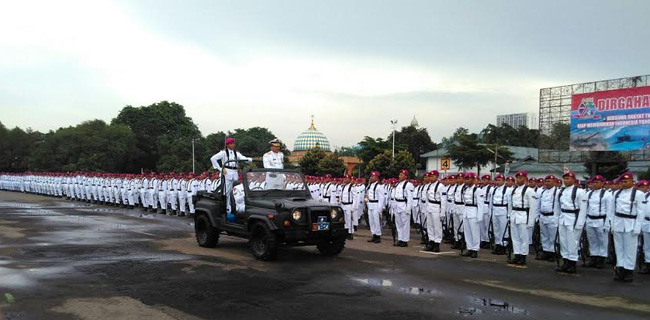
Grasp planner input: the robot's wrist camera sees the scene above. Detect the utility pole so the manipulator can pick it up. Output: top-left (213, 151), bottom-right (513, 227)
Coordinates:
top-left (390, 120), bottom-right (398, 159)
top-left (192, 139), bottom-right (195, 174)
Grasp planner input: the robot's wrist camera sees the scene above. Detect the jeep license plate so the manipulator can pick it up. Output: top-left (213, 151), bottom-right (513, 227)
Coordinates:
top-left (313, 216), bottom-right (329, 231)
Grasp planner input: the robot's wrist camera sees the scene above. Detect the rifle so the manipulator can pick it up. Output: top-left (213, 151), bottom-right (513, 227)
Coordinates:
top-left (579, 229), bottom-right (590, 267)
top-left (503, 219), bottom-right (513, 263)
top-left (457, 220), bottom-right (466, 255)
top-left (488, 213), bottom-right (495, 252)
top-left (363, 205), bottom-right (370, 230)
top-left (532, 221), bottom-right (542, 259)
top-left (637, 233), bottom-right (645, 272)
top-left (390, 213), bottom-right (397, 246)
top-left (553, 226), bottom-right (561, 269)
top-left (419, 212), bottom-right (429, 244)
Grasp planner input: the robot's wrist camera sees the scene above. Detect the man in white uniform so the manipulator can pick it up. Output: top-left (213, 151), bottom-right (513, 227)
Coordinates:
top-left (210, 137), bottom-right (252, 212)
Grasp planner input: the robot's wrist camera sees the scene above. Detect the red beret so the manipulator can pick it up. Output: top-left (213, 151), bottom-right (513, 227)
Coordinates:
top-left (225, 137), bottom-right (235, 144)
top-left (481, 174), bottom-right (491, 180)
top-left (370, 171), bottom-right (380, 177)
top-left (515, 171), bottom-right (528, 177)
top-left (457, 173), bottom-right (465, 178)
top-left (506, 176), bottom-right (515, 181)
top-left (591, 175), bottom-right (605, 182)
top-left (325, 174), bottom-right (332, 178)
top-left (619, 172), bottom-right (634, 180)
top-left (537, 178), bottom-right (544, 182)
top-left (399, 169), bottom-right (409, 175)
top-left (430, 170), bottom-right (440, 176)
top-left (545, 174), bottom-right (556, 180)
top-left (563, 171), bottom-right (576, 179)
top-left (448, 175), bottom-right (456, 179)
top-left (528, 178), bottom-right (536, 182)
top-left (465, 173), bottom-right (477, 179)
top-left (494, 174), bottom-right (505, 180)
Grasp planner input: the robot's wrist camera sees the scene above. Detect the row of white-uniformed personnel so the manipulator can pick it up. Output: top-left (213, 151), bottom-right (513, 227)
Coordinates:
top-left (0, 172), bottom-right (222, 217)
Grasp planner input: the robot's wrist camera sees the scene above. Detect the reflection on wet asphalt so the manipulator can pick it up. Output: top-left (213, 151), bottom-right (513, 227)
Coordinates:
top-left (0, 191), bottom-right (649, 320)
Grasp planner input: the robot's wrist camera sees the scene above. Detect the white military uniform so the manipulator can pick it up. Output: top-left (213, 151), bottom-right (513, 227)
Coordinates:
top-left (508, 184), bottom-right (539, 257)
top-left (463, 184), bottom-right (487, 252)
top-left (425, 180), bottom-right (447, 244)
top-left (537, 186), bottom-right (559, 253)
top-left (392, 180), bottom-right (414, 243)
top-left (211, 149), bottom-right (252, 212)
top-left (607, 187), bottom-right (646, 271)
top-left (585, 188), bottom-right (612, 259)
top-left (340, 183), bottom-right (358, 234)
top-left (489, 184), bottom-right (510, 249)
top-left (366, 181), bottom-right (386, 238)
top-left (555, 185), bottom-right (587, 262)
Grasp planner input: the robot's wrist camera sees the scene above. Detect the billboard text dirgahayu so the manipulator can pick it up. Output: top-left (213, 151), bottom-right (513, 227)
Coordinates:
top-left (570, 86), bottom-right (650, 151)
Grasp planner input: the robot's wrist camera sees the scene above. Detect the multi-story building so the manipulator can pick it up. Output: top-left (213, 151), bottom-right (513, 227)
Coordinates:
top-left (496, 112), bottom-right (538, 129)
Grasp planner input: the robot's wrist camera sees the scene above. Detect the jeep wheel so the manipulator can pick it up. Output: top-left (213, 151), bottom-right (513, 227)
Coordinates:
top-left (195, 214), bottom-right (219, 248)
top-left (250, 223), bottom-right (278, 261)
top-left (317, 238), bottom-right (346, 256)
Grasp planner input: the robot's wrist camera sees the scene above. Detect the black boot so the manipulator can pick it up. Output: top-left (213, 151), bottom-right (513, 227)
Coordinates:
top-left (517, 255), bottom-right (527, 265)
top-left (368, 235), bottom-right (377, 243)
top-left (470, 250), bottom-right (478, 258)
top-left (535, 251), bottom-right (548, 261)
top-left (639, 262), bottom-right (650, 274)
top-left (451, 241), bottom-right (460, 249)
top-left (480, 241), bottom-right (491, 249)
top-left (374, 236), bottom-right (381, 244)
top-left (432, 242), bottom-right (440, 252)
top-left (594, 256), bottom-right (605, 269)
top-left (564, 260), bottom-right (577, 274)
top-left (461, 249), bottom-right (473, 257)
top-left (346, 233), bottom-right (353, 240)
top-left (424, 241), bottom-right (434, 251)
top-left (584, 256), bottom-right (597, 268)
top-left (623, 269), bottom-right (634, 282)
top-left (556, 259), bottom-right (568, 272)
top-left (547, 252), bottom-right (557, 262)
top-left (614, 267), bottom-right (624, 281)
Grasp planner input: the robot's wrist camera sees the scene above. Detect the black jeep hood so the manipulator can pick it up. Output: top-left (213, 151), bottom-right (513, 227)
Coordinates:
top-left (247, 198), bottom-right (335, 211)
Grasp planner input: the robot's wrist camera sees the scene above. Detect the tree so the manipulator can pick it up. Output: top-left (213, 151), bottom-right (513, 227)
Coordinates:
top-left (480, 123), bottom-right (539, 148)
top-left (583, 152), bottom-right (629, 180)
top-left (447, 130), bottom-right (512, 174)
top-left (298, 147), bottom-right (326, 175)
top-left (112, 101), bottom-right (201, 171)
top-left (364, 150), bottom-right (418, 178)
top-left (440, 127), bottom-right (470, 149)
top-left (539, 122), bottom-right (570, 150)
top-left (388, 126), bottom-right (436, 168)
top-left (28, 120), bottom-right (137, 172)
top-left (357, 136), bottom-right (390, 165)
top-left (317, 152), bottom-right (347, 176)
top-left (336, 146), bottom-right (359, 157)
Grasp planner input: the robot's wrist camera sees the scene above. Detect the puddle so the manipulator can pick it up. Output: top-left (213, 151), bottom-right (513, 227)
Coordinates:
top-left (352, 277), bottom-right (441, 296)
top-left (458, 307), bottom-right (484, 316)
top-left (461, 297), bottom-right (528, 316)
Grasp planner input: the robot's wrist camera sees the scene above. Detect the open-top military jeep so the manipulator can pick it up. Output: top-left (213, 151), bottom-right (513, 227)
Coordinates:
top-left (193, 162), bottom-right (347, 261)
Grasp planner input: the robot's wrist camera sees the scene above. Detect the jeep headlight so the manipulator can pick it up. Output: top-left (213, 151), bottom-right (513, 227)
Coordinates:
top-left (330, 208), bottom-right (338, 219)
top-left (292, 209), bottom-right (302, 220)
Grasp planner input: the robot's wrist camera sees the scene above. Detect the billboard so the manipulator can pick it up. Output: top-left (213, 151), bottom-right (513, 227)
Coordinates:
top-left (570, 86), bottom-right (650, 151)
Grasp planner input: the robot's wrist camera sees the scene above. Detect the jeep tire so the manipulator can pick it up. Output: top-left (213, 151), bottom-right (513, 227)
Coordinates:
top-left (195, 214), bottom-right (219, 248)
top-left (317, 238), bottom-right (346, 256)
top-left (250, 223), bottom-right (279, 261)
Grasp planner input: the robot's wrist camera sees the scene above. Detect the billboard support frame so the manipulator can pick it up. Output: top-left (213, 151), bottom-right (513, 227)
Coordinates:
top-left (538, 74), bottom-right (650, 163)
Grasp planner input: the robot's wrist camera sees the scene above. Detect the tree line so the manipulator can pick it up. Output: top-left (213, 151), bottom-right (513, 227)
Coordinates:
top-left (0, 101), bottom-right (286, 174)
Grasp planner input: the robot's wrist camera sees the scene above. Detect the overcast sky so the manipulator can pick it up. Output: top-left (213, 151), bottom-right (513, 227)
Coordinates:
top-left (1, 0), bottom-right (649, 150)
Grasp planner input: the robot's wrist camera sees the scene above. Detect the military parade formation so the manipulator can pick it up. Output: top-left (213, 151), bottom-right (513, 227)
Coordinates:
top-left (1, 137), bottom-right (649, 283)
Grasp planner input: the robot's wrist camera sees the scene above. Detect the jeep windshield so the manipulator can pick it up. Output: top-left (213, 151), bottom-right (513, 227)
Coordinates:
top-left (245, 171), bottom-right (309, 197)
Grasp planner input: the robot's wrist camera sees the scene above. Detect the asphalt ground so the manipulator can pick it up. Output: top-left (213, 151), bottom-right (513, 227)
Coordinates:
top-left (0, 190), bottom-right (648, 320)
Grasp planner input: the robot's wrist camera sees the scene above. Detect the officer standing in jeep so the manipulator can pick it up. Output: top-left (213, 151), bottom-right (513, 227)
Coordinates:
top-left (210, 137), bottom-right (252, 213)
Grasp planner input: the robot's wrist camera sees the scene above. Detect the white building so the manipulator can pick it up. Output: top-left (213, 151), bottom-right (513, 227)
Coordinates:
top-left (496, 112), bottom-right (539, 130)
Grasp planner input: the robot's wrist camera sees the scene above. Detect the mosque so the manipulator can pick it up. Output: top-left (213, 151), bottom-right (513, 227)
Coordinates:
top-left (287, 117), bottom-right (361, 175)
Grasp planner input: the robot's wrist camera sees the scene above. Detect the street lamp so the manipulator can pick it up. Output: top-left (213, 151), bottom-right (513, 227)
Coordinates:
top-left (390, 120), bottom-right (398, 159)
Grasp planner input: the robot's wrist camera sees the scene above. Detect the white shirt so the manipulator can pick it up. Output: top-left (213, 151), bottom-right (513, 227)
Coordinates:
top-left (262, 151), bottom-right (284, 169)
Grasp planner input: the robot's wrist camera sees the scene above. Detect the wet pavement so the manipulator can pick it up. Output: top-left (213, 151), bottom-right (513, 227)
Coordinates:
top-left (0, 191), bottom-right (648, 320)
